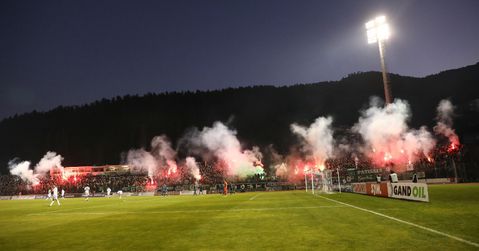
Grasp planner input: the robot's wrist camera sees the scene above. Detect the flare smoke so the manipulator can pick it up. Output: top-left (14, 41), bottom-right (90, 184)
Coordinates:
top-left (434, 99), bottom-right (460, 146)
top-left (126, 149), bottom-right (156, 179)
top-left (291, 116), bottom-right (335, 170)
top-left (8, 160), bottom-right (38, 184)
top-left (353, 98), bottom-right (435, 168)
top-left (195, 122), bottom-right (264, 177)
top-left (151, 135), bottom-right (178, 175)
top-left (8, 151), bottom-right (64, 184)
top-left (186, 157), bottom-right (201, 181)
top-left (35, 151), bottom-right (64, 178)
top-left (126, 135), bottom-right (179, 181)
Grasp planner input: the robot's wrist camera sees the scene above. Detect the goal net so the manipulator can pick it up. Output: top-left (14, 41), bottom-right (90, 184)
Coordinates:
top-left (304, 170), bottom-right (335, 194)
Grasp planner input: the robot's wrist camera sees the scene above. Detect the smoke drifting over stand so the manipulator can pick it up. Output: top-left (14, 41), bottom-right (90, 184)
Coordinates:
top-left (8, 152), bottom-right (64, 185)
top-left (188, 122), bottom-right (264, 178)
top-left (434, 99), bottom-right (460, 148)
top-left (291, 116), bottom-right (335, 171)
top-left (7, 97), bottom-right (461, 185)
top-left (352, 98), bottom-right (436, 170)
top-left (126, 135), bottom-right (180, 183)
top-left (186, 157), bottom-right (201, 181)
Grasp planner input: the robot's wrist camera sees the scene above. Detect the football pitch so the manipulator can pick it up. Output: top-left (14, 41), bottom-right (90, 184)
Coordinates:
top-left (1, 184), bottom-right (478, 250)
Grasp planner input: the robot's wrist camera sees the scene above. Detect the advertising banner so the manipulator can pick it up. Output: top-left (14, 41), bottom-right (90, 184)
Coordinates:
top-left (346, 169), bottom-right (384, 183)
top-left (366, 182), bottom-right (390, 197)
top-left (351, 183), bottom-right (367, 194)
top-left (357, 169), bottom-right (383, 182)
top-left (390, 183), bottom-right (429, 202)
top-left (11, 195), bottom-right (36, 200)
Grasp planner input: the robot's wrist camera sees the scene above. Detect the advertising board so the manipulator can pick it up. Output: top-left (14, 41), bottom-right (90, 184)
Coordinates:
top-left (365, 182), bottom-right (390, 197)
top-left (351, 183), bottom-right (367, 194)
top-left (390, 182), bottom-right (429, 202)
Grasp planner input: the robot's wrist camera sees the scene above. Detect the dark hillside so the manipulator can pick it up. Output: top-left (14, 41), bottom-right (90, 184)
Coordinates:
top-left (1, 62), bottom-right (478, 173)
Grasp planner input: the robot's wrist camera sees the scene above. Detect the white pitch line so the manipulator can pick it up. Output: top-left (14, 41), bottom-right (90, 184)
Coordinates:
top-left (27, 205), bottom-right (345, 216)
top-left (29, 212), bottom-right (112, 216)
top-left (315, 194), bottom-right (479, 248)
top-left (249, 194), bottom-right (261, 201)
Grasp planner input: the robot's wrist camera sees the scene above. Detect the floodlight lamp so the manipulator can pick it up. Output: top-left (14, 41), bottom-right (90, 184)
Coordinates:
top-left (365, 20), bottom-right (375, 30)
top-left (375, 16), bottom-right (386, 24)
top-left (377, 23), bottom-right (390, 40)
top-left (367, 29), bottom-right (377, 44)
top-left (365, 15), bottom-right (390, 44)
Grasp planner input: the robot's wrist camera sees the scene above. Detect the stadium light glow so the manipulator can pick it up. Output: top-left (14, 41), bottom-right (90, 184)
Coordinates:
top-left (365, 15), bottom-right (390, 44)
top-left (365, 15), bottom-right (393, 104)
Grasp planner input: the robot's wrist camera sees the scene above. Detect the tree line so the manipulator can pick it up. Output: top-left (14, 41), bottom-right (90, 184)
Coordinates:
top-left (1, 62), bottom-right (478, 174)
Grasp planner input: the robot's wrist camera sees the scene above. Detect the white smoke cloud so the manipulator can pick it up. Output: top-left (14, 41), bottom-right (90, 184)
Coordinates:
top-left (126, 149), bottom-right (157, 179)
top-left (196, 121), bottom-right (263, 177)
top-left (34, 151), bottom-right (64, 177)
top-left (291, 116), bottom-right (335, 170)
top-left (352, 98), bottom-right (435, 168)
top-left (126, 135), bottom-right (180, 182)
top-left (8, 151), bottom-right (64, 184)
top-left (151, 135), bottom-right (176, 161)
top-left (402, 127), bottom-right (436, 161)
top-left (151, 135), bottom-right (178, 175)
top-left (436, 99), bottom-right (454, 125)
top-left (8, 160), bottom-right (39, 184)
top-left (353, 99), bottom-right (409, 151)
top-left (186, 157), bottom-right (201, 181)
top-left (434, 99), bottom-right (460, 146)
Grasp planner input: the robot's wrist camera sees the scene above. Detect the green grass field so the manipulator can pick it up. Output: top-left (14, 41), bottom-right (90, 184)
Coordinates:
top-left (1, 184), bottom-right (478, 250)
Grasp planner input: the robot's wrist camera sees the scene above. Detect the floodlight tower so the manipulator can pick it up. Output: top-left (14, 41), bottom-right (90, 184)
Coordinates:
top-left (366, 16), bottom-right (392, 104)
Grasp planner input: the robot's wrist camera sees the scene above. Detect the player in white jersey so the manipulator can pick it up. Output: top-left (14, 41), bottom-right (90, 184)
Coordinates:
top-left (49, 186), bottom-right (61, 206)
top-left (61, 189), bottom-right (65, 199)
top-left (107, 187), bottom-right (111, 197)
top-left (46, 189), bottom-right (52, 200)
top-left (84, 186), bottom-right (90, 201)
top-left (117, 190), bottom-right (123, 199)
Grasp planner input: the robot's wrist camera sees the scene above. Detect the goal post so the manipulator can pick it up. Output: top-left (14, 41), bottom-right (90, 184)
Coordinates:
top-left (312, 170), bottom-right (334, 194)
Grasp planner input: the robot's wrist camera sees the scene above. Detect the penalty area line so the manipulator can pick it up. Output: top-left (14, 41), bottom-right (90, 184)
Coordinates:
top-left (314, 194), bottom-right (479, 248)
top-left (27, 205), bottom-right (346, 216)
top-left (249, 194), bottom-right (261, 200)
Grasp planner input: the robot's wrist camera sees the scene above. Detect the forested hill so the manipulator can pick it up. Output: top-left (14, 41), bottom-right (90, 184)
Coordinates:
top-left (1, 62), bottom-right (478, 173)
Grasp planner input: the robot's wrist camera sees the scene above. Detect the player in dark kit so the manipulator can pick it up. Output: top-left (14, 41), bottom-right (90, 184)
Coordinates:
top-left (161, 184), bottom-right (168, 196)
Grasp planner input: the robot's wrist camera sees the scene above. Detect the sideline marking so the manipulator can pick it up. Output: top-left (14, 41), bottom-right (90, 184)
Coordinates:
top-left (249, 194), bottom-right (261, 201)
top-left (315, 194), bottom-right (479, 248)
top-left (28, 205), bottom-right (345, 216)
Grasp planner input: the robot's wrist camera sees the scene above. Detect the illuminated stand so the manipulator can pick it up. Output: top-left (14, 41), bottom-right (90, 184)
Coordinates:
top-left (366, 15), bottom-right (392, 105)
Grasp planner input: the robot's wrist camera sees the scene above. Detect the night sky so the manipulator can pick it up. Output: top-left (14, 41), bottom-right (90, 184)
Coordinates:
top-left (1, 0), bottom-right (478, 120)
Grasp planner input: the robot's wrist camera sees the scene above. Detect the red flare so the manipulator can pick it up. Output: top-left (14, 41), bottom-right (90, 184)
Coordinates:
top-left (383, 152), bottom-right (392, 162)
top-left (447, 142), bottom-right (460, 153)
